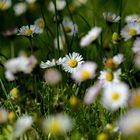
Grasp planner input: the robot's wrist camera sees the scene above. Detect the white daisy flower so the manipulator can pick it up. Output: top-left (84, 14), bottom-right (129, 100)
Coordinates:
top-left (84, 81), bottom-right (103, 105)
top-left (80, 27), bottom-right (102, 47)
top-left (34, 18), bottom-right (45, 34)
top-left (121, 22), bottom-right (140, 41)
top-left (125, 14), bottom-right (140, 23)
top-left (61, 17), bottom-right (78, 36)
top-left (54, 35), bottom-right (65, 50)
top-left (13, 115), bottom-right (33, 138)
top-left (17, 25), bottom-right (38, 37)
top-left (5, 70), bottom-right (16, 81)
top-left (48, 0), bottom-right (66, 12)
top-left (98, 69), bottom-right (121, 87)
top-left (56, 57), bottom-right (66, 65)
top-left (71, 61), bottom-right (97, 82)
top-left (42, 113), bottom-right (72, 135)
top-left (102, 82), bottom-right (129, 111)
top-left (40, 59), bottom-right (56, 69)
top-left (103, 12), bottom-right (120, 23)
top-left (0, 0), bottom-right (11, 11)
top-left (118, 109), bottom-right (140, 135)
top-left (61, 52), bottom-right (84, 73)
top-left (13, 2), bottom-right (27, 16)
top-left (132, 37), bottom-right (140, 53)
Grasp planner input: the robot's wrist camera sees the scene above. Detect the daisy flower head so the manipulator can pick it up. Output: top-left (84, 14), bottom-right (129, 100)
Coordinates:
top-left (40, 59), bottom-right (56, 69)
top-left (61, 17), bottom-right (78, 36)
top-left (42, 113), bottom-right (73, 135)
top-left (104, 54), bottom-right (124, 69)
top-left (17, 25), bottom-right (38, 37)
top-left (103, 12), bottom-right (120, 23)
top-left (0, 0), bottom-right (11, 11)
top-left (125, 14), bottom-right (140, 23)
top-left (71, 61), bottom-right (97, 82)
top-left (54, 35), bottom-right (65, 50)
top-left (48, 0), bottom-right (66, 12)
top-left (102, 82), bottom-right (129, 111)
top-left (61, 52), bottom-right (84, 73)
top-left (34, 18), bottom-right (45, 34)
top-left (13, 115), bottom-right (33, 138)
top-left (13, 2), bottom-right (27, 16)
top-left (118, 109), bottom-right (140, 135)
top-left (98, 69), bottom-right (121, 87)
top-left (121, 22), bottom-right (140, 41)
top-left (132, 37), bottom-right (140, 53)
top-left (80, 27), bottom-right (102, 47)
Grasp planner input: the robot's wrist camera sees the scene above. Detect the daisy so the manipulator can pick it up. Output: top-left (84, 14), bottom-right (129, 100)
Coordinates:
top-left (132, 37), bottom-right (140, 53)
top-left (103, 12), bottom-right (120, 23)
top-left (40, 59), bottom-right (56, 69)
top-left (13, 115), bottom-right (33, 138)
top-left (121, 22), bottom-right (140, 41)
top-left (71, 61), bottom-right (97, 82)
top-left (13, 2), bottom-right (27, 16)
top-left (0, 0), bottom-right (11, 11)
top-left (61, 52), bottom-right (84, 73)
top-left (34, 18), bottom-right (45, 34)
top-left (118, 109), bottom-right (140, 135)
top-left (125, 14), bottom-right (140, 23)
top-left (17, 25), bottom-right (37, 37)
top-left (42, 113), bottom-right (72, 135)
top-left (102, 82), bottom-right (129, 111)
top-left (54, 35), bottom-right (65, 50)
top-left (98, 69), bottom-right (121, 87)
top-left (61, 17), bottom-right (78, 36)
top-left (80, 27), bottom-right (102, 47)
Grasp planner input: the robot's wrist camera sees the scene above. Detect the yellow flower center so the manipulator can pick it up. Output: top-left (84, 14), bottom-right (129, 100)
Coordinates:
top-left (131, 94), bottom-right (140, 108)
top-left (38, 21), bottom-right (44, 29)
top-left (136, 19), bottom-right (140, 22)
top-left (8, 112), bottom-right (16, 122)
top-left (81, 70), bottom-right (90, 80)
top-left (128, 29), bottom-right (137, 36)
top-left (97, 133), bottom-right (108, 140)
top-left (111, 92), bottom-right (120, 101)
top-left (10, 88), bottom-right (19, 99)
top-left (112, 32), bottom-right (119, 41)
top-left (105, 72), bottom-right (113, 81)
top-left (69, 96), bottom-right (78, 107)
top-left (24, 29), bottom-right (33, 36)
top-left (0, 2), bottom-right (7, 10)
top-left (68, 59), bottom-right (78, 68)
top-left (47, 119), bottom-right (61, 135)
top-left (64, 26), bottom-right (71, 33)
top-left (105, 58), bottom-right (115, 68)
top-left (107, 16), bottom-right (113, 21)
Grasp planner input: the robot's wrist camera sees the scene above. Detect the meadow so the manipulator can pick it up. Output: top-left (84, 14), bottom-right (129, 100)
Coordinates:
top-left (0, 0), bottom-right (140, 139)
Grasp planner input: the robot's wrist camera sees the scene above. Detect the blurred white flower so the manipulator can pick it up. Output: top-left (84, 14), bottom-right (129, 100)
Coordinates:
top-left (61, 17), bottom-right (78, 36)
top-left (61, 52), bottom-right (84, 73)
top-left (0, 0), bottom-right (11, 11)
top-left (125, 14), bottom-right (140, 23)
top-left (103, 12), bottom-right (120, 23)
top-left (84, 81), bottom-right (102, 105)
top-left (54, 35), bottom-right (65, 50)
top-left (13, 2), bottom-right (27, 16)
top-left (102, 82), bottom-right (129, 111)
top-left (121, 22), bottom-right (140, 41)
top-left (71, 61), bottom-right (97, 82)
top-left (34, 18), bottom-right (45, 34)
top-left (80, 27), bottom-right (102, 47)
top-left (42, 113), bottom-right (72, 135)
top-left (14, 115), bottom-right (33, 138)
top-left (118, 109), bottom-right (140, 135)
top-left (40, 59), bottom-right (56, 69)
top-left (26, 0), bottom-right (36, 4)
top-left (132, 37), bottom-right (140, 53)
top-left (48, 0), bottom-right (66, 12)
top-left (73, 0), bottom-right (88, 7)
top-left (44, 68), bottom-right (62, 85)
top-left (0, 108), bottom-right (8, 123)
top-left (4, 55), bottom-right (37, 81)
